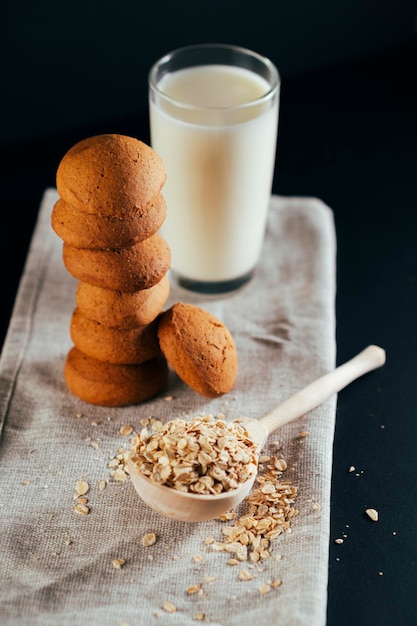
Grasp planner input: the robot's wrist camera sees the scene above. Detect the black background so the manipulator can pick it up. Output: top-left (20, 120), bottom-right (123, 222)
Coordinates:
top-left (1, 3), bottom-right (417, 624)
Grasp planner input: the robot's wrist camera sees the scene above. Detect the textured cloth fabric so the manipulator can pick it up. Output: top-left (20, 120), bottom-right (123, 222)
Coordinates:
top-left (0, 189), bottom-right (336, 626)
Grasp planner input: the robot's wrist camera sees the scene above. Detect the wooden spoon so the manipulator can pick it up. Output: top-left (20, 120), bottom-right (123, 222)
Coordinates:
top-left (127, 345), bottom-right (386, 522)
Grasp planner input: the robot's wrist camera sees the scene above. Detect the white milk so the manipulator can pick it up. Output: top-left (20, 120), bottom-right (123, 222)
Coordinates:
top-left (150, 64), bottom-right (279, 285)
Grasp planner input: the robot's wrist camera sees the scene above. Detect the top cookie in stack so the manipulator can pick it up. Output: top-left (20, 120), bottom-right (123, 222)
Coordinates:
top-left (57, 134), bottom-right (165, 215)
top-left (52, 134), bottom-right (171, 407)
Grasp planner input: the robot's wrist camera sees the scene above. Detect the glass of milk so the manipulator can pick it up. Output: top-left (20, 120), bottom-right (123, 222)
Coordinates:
top-left (149, 44), bottom-right (280, 294)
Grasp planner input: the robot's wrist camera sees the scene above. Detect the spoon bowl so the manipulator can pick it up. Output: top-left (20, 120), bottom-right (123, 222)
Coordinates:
top-left (128, 345), bottom-right (386, 522)
top-left (127, 455), bottom-right (257, 521)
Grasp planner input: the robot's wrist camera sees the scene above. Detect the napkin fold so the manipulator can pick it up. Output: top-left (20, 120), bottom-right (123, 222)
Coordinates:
top-left (0, 189), bottom-right (336, 626)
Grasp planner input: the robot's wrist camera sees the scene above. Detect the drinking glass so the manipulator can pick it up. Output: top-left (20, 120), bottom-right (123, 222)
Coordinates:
top-left (149, 44), bottom-right (280, 294)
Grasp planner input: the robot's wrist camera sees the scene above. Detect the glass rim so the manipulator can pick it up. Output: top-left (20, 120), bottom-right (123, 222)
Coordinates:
top-left (148, 43), bottom-right (280, 113)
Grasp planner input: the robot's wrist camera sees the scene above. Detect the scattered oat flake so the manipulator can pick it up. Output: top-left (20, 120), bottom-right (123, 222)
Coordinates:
top-left (217, 511), bottom-right (237, 521)
top-left (259, 583), bottom-right (271, 595)
top-left (22, 480), bottom-right (31, 485)
top-left (274, 458), bottom-right (288, 471)
top-left (334, 538), bottom-right (344, 544)
top-left (271, 579), bottom-right (282, 588)
top-left (112, 558), bottom-right (125, 569)
top-left (298, 431), bottom-right (309, 438)
top-left (206, 453), bottom-right (298, 563)
top-left (238, 569), bottom-right (253, 580)
top-left (186, 584), bottom-right (202, 595)
top-left (192, 554), bottom-right (204, 563)
top-left (142, 532), bottom-right (157, 547)
top-left (204, 575), bottom-right (217, 583)
top-left (366, 508), bottom-right (379, 521)
top-left (73, 503), bottom-right (90, 515)
top-left (119, 424), bottom-right (133, 437)
top-left (113, 468), bottom-right (128, 482)
top-left (193, 613), bottom-right (205, 622)
top-left (98, 480), bottom-right (106, 491)
top-left (75, 480), bottom-right (89, 496)
top-left (162, 601), bottom-right (176, 613)
top-left (259, 455), bottom-right (271, 463)
top-left (348, 466), bottom-right (356, 472)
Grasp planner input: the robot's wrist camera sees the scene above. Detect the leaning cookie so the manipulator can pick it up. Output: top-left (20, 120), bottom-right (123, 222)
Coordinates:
top-left (75, 275), bottom-right (170, 328)
top-left (70, 308), bottom-right (161, 365)
top-left (63, 233), bottom-right (171, 292)
top-left (56, 134), bottom-right (166, 217)
top-left (64, 347), bottom-right (168, 407)
top-left (51, 193), bottom-right (167, 249)
top-left (157, 302), bottom-right (238, 398)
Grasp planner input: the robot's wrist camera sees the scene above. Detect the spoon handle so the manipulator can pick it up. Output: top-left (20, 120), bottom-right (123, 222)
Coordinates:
top-left (259, 345), bottom-right (386, 435)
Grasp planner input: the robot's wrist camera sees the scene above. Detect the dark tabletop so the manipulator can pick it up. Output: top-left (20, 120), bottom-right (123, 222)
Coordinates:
top-left (1, 39), bottom-right (417, 626)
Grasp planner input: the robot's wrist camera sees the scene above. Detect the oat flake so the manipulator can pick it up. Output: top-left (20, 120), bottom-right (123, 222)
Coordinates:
top-left (75, 480), bottom-right (89, 496)
top-left (142, 532), bottom-right (157, 547)
top-left (119, 424), bottom-right (133, 437)
top-left (366, 508), bottom-right (379, 521)
top-left (162, 601), bottom-right (176, 613)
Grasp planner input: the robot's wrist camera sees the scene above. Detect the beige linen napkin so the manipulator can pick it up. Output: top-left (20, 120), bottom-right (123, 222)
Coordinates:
top-left (0, 189), bottom-right (336, 626)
